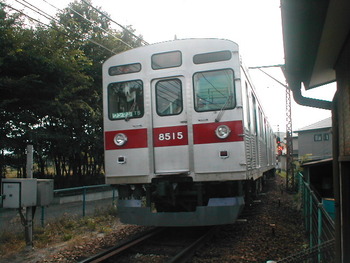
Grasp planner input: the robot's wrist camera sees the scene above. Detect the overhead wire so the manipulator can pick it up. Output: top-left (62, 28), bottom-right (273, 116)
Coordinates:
top-left (2, 2), bottom-right (117, 54)
top-left (81, 0), bottom-right (148, 46)
top-left (14, 0), bottom-right (55, 22)
top-left (5, 0), bottom-right (137, 52)
top-left (1, 0), bottom-right (154, 58)
top-left (40, 0), bottom-right (133, 48)
top-left (1, 2), bottom-right (49, 27)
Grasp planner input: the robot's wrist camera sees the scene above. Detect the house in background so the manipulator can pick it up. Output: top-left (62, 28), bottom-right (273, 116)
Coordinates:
top-left (292, 133), bottom-right (298, 157)
top-left (297, 118), bottom-right (334, 219)
top-left (296, 117), bottom-right (332, 161)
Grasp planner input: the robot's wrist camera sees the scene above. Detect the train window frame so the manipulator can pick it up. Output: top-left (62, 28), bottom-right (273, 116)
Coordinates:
top-left (107, 79), bottom-right (144, 120)
top-left (193, 68), bottom-right (236, 113)
top-left (151, 50), bottom-right (182, 70)
top-left (108, 63), bottom-right (141, 76)
top-left (244, 81), bottom-right (251, 130)
top-left (193, 50), bottom-right (232, 64)
top-left (155, 78), bottom-right (183, 116)
top-left (251, 95), bottom-right (258, 135)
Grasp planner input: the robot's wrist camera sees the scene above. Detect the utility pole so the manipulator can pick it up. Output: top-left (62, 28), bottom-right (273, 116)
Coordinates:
top-left (284, 85), bottom-right (294, 191)
top-left (249, 65), bottom-right (295, 191)
top-left (25, 144), bottom-right (34, 248)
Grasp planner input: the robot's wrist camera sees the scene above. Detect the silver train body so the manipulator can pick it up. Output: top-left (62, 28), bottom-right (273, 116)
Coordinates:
top-left (103, 39), bottom-right (275, 226)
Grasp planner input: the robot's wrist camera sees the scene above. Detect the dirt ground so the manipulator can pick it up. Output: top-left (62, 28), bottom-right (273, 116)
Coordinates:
top-left (1, 174), bottom-right (306, 263)
top-left (191, 174), bottom-right (307, 262)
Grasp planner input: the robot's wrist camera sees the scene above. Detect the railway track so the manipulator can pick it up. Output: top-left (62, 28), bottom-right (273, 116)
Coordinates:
top-left (79, 226), bottom-right (217, 263)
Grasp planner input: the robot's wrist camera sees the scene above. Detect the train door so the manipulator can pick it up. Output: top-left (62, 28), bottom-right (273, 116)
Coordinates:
top-left (151, 77), bottom-right (190, 174)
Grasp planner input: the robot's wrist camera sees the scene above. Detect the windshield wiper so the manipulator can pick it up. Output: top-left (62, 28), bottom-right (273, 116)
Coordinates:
top-left (215, 94), bottom-right (233, 122)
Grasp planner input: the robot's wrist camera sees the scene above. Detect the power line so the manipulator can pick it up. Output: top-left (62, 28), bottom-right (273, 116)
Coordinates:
top-left (249, 64), bottom-right (295, 191)
top-left (14, 0), bottom-right (55, 22)
top-left (7, 0), bottom-right (134, 50)
top-left (81, 0), bottom-right (148, 45)
top-left (249, 64), bottom-right (285, 69)
top-left (81, 37), bottom-right (117, 54)
top-left (1, 2), bottom-right (49, 27)
top-left (41, 0), bottom-right (133, 48)
top-left (2, 2), bottom-right (117, 54)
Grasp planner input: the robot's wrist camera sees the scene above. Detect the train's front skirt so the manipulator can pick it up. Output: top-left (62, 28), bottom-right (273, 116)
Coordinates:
top-left (117, 196), bottom-right (245, 226)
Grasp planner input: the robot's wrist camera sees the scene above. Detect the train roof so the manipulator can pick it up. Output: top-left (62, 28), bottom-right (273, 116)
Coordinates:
top-left (104, 38), bottom-right (239, 63)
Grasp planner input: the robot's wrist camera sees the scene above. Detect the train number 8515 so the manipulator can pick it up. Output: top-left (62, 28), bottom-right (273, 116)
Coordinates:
top-left (158, 132), bottom-right (184, 141)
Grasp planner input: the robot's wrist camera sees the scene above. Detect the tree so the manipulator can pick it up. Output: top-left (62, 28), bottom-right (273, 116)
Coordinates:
top-left (0, 0), bottom-right (143, 186)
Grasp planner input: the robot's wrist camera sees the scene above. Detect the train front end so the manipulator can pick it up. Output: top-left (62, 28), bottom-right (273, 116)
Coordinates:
top-left (103, 39), bottom-right (247, 226)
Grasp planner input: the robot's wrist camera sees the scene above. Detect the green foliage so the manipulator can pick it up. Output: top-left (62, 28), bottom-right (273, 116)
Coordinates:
top-left (0, 0), bottom-right (143, 185)
top-left (277, 170), bottom-right (286, 178)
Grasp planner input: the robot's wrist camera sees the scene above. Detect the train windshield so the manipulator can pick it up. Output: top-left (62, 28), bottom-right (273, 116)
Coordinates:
top-left (193, 69), bottom-right (235, 112)
top-left (107, 80), bottom-right (144, 120)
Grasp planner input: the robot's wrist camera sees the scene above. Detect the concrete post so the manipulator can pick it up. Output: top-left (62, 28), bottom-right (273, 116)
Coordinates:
top-left (25, 145), bottom-right (34, 248)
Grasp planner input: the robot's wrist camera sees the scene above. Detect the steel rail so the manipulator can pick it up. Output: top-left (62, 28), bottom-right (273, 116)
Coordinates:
top-left (168, 226), bottom-right (218, 263)
top-left (79, 227), bottom-right (164, 263)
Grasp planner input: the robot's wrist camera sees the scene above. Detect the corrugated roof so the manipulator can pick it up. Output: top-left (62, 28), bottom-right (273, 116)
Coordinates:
top-left (297, 117), bottom-right (332, 132)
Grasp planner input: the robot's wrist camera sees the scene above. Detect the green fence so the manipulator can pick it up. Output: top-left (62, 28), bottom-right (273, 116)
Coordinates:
top-left (36, 184), bottom-right (117, 226)
top-left (53, 184), bottom-right (117, 217)
top-left (277, 173), bottom-right (335, 263)
top-left (0, 184), bottom-right (117, 230)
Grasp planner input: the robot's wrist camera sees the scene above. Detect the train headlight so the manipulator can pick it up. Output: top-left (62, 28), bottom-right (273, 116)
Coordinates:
top-left (114, 133), bottom-right (128, 146)
top-left (215, 125), bottom-right (231, 139)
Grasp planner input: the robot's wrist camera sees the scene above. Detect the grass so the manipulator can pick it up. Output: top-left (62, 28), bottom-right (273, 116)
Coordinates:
top-left (3, 167), bottom-right (18, 178)
top-left (276, 169), bottom-right (286, 178)
top-left (0, 206), bottom-right (118, 259)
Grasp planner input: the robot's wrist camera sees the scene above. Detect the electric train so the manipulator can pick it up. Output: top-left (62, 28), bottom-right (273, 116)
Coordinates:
top-left (103, 38), bottom-right (275, 226)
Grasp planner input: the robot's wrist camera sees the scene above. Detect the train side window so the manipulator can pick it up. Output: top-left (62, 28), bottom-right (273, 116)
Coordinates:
top-left (251, 95), bottom-right (257, 135)
top-left (152, 51), bottom-right (182, 70)
top-left (156, 79), bottom-right (183, 116)
top-left (258, 109), bottom-right (264, 138)
top-left (243, 81), bottom-right (251, 129)
top-left (193, 69), bottom-right (236, 112)
top-left (193, 50), bottom-right (232, 64)
top-left (107, 80), bottom-right (144, 120)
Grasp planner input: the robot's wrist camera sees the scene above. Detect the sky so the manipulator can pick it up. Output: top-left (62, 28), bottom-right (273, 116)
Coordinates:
top-left (7, 0), bottom-right (336, 132)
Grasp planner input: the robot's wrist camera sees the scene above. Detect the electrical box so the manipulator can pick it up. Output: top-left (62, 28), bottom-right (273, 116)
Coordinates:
top-left (37, 179), bottom-right (54, 206)
top-left (1, 179), bottom-right (37, 208)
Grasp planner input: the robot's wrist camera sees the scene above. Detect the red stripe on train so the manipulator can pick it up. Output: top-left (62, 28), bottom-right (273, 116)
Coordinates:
top-left (104, 121), bottom-right (243, 150)
top-left (193, 120), bottom-right (244, 144)
top-left (153, 125), bottom-right (188, 147)
top-left (104, 128), bottom-right (148, 150)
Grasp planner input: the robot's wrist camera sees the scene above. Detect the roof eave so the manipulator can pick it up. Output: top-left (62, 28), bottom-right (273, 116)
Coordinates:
top-left (281, 0), bottom-right (350, 90)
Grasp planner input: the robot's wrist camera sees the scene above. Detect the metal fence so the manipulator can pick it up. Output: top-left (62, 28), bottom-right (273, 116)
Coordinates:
top-left (277, 172), bottom-right (335, 263)
top-left (53, 184), bottom-right (117, 216)
top-left (0, 184), bottom-right (117, 232)
top-left (39, 184), bottom-right (117, 226)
